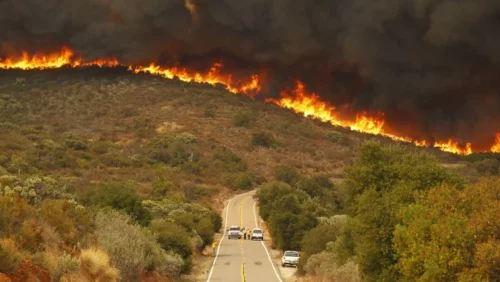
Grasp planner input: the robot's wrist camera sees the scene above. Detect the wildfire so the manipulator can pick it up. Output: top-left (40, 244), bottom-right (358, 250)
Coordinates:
top-left (491, 133), bottom-right (500, 153)
top-left (0, 47), bottom-right (119, 70)
top-left (0, 46), bottom-right (498, 155)
top-left (268, 81), bottom-right (474, 155)
top-left (130, 63), bottom-right (261, 95)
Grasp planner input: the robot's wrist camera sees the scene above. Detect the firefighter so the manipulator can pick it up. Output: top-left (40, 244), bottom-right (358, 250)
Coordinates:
top-left (243, 228), bottom-right (247, 240)
top-left (212, 240), bottom-right (218, 256)
top-left (246, 228), bottom-right (251, 240)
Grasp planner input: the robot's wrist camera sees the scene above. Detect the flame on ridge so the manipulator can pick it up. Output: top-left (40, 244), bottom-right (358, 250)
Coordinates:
top-left (267, 81), bottom-right (474, 155)
top-left (0, 46), bottom-right (497, 155)
top-left (0, 47), bottom-right (119, 69)
top-left (130, 63), bottom-right (261, 95)
top-left (491, 133), bottom-right (500, 153)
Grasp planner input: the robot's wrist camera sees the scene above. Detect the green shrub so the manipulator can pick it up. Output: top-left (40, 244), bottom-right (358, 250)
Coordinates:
top-left (273, 165), bottom-right (303, 186)
top-left (61, 132), bottom-right (88, 151)
top-left (149, 219), bottom-right (193, 274)
top-left (52, 253), bottom-right (80, 281)
top-left (95, 210), bottom-right (156, 280)
top-left (251, 132), bottom-right (275, 147)
top-left (233, 111), bottom-right (254, 127)
top-left (325, 130), bottom-right (350, 145)
top-left (41, 199), bottom-right (94, 245)
top-left (299, 224), bottom-right (342, 273)
top-left (81, 182), bottom-right (152, 226)
top-left (0, 239), bottom-right (22, 272)
top-left (256, 182), bottom-right (317, 250)
top-left (99, 151), bottom-right (131, 167)
top-left (146, 135), bottom-right (199, 165)
top-left (233, 172), bottom-right (253, 190)
top-left (0, 196), bottom-right (35, 237)
top-left (211, 146), bottom-right (248, 172)
top-left (472, 158), bottom-right (499, 176)
top-left (195, 217), bottom-right (215, 246)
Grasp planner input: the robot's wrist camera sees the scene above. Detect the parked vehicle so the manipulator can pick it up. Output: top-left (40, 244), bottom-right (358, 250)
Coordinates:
top-left (250, 228), bottom-right (264, 240)
top-left (281, 250), bottom-right (300, 267)
top-left (228, 225), bottom-right (241, 239)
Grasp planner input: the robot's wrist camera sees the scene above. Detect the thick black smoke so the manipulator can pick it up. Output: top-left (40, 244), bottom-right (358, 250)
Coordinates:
top-left (1, 0), bottom-right (500, 149)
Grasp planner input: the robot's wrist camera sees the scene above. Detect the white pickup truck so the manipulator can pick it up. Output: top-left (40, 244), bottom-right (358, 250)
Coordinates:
top-left (250, 228), bottom-right (264, 240)
top-left (227, 225), bottom-right (242, 239)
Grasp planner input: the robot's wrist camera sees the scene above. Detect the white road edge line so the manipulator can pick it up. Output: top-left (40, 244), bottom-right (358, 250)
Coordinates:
top-left (206, 191), bottom-right (254, 282)
top-left (253, 201), bottom-right (284, 282)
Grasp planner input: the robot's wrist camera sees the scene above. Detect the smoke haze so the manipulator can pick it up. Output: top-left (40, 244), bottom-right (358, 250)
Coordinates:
top-left (1, 0), bottom-right (500, 149)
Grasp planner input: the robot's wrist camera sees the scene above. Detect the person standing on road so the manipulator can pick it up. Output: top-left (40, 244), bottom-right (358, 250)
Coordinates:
top-left (246, 229), bottom-right (251, 240)
top-left (212, 240), bottom-right (218, 256)
top-left (243, 228), bottom-right (247, 240)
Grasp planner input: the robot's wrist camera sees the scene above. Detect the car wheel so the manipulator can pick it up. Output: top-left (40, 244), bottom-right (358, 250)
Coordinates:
top-left (282, 263), bottom-right (285, 267)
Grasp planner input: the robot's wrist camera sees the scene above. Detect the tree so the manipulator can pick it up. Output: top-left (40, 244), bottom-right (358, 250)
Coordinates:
top-left (81, 182), bottom-right (152, 226)
top-left (394, 178), bottom-right (500, 281)
top-left (257, 182), bottom-right (317, 250)
top-left (339, 141), bottom-right (462, 281)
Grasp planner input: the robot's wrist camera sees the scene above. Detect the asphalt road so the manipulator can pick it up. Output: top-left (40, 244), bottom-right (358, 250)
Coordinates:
top-left (206, 191), bottom-right (284, 282)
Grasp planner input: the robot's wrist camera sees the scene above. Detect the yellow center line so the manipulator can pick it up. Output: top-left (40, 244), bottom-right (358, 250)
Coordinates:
top-left (239, 196), bottom-right (250, 282)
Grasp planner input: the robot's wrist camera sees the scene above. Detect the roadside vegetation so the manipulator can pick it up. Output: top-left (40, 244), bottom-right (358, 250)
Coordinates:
top-left (257, 141), bottom-right (500, 282)
top-left (0, 68), bottom-right (498, 281)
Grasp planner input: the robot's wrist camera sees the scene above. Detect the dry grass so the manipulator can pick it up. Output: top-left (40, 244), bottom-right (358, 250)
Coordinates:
top-left (80, 248), bottom-right (119, 282)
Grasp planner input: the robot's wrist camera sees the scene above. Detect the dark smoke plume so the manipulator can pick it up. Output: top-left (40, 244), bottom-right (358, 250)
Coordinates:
top-left (1, 0), bottom-right (500, 149)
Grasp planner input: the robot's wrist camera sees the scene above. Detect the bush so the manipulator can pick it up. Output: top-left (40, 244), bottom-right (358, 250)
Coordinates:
top-left (299, 224), bottom-right (342, 273)
top-left (251, 132), bottom-right (275, 147)
top-left (273, 165), bottom-right (303, 186)
top-left (472, 158), bottom-right (499, 176)
top-left (94, 210), bottom-right (154, 281)
top-left (41, 199), bottom-right (94, 245)
top-left (61, 132), bottom-right (88, 151)
top-left (212, 146), bottom-right (248, 172)
top-left (0, 239), bottom-right (22, 273)
top-left (256, 182), bottom-right (317, 250)
top-left (0, 196), bottom-right (35, 237)
top-left (325, 130), bottom-right (350, 145)
top-left (232, 111), bottom-right (253, 127)
top-left (149, 219), bottom-right (193, 274)
top-left (233, 172), bottom-right (253, 190)
top-left (52, 253), bottom-right (80, 281)
top-left (82, 182), bottom-right (152, 226)
top-left (80, 248), bottom-right (119, 282)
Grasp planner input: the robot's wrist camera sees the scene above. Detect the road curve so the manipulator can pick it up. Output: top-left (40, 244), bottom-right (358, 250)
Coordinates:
top-left (206, 191), bottom-right (283, 282)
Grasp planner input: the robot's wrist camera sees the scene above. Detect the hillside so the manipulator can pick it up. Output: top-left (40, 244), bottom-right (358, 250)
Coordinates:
top-left (0, 68), bottom-right (497, 281)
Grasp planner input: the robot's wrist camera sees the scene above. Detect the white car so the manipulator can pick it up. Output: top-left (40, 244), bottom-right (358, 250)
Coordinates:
top-left (227, 225), bottom-right (241, 239)
top-left (281, 250), bottom-right (300, 267)
top-left (250, 228), bottom-right (264, 240)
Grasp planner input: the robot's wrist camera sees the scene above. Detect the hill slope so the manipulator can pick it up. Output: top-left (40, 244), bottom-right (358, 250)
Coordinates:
top-left (0, 68), bottom-right (496, 281)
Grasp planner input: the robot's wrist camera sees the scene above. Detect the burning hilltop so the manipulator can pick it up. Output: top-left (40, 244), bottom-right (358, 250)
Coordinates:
top-left (1, 0), bottom-right (500, 155)
top-left (0, 47), bottom-right (495, 155)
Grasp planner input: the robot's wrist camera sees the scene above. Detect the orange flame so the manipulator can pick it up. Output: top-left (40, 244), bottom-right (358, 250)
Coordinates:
top-left (491, 133), bottom-right (500, 153)
top-left (0, 47), bottom-right (498, 155)
top-left (268, 81), bottom-right (474, 155)
top-left (434, 139), bottom-right (472, 155)
top-left (130, 63), bottom-right (261, 95)
top-left (0, 47), bottom-right (119, 69)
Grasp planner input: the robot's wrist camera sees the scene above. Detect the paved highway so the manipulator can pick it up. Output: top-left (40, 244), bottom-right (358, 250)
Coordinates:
top-left (206, 191), bottom-right (284, 282)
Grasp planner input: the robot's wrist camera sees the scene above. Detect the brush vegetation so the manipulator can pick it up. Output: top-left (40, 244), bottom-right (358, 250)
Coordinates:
top-left (0, 68), bottom-right (498, 281)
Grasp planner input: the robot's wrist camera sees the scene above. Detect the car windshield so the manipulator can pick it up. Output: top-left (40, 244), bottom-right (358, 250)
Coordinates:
top-left (285, 251), bottom-right (299, 257)
top-left (253, 230), bottom-right (262, 234)
top-left (229, 227), bottom-right (239, 231)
